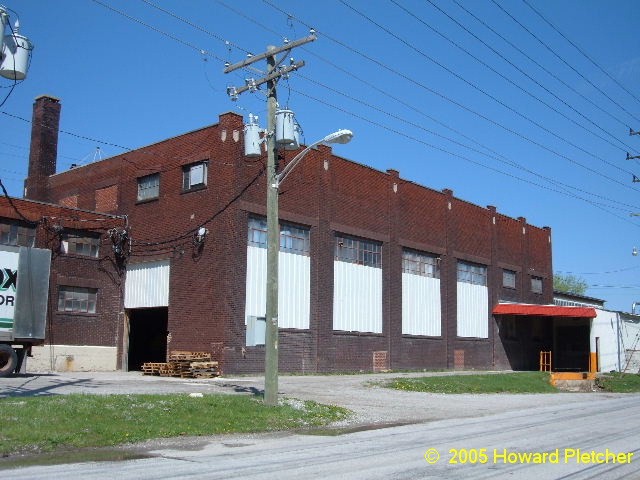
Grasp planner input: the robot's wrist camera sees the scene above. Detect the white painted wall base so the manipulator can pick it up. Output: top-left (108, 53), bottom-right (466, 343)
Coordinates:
top-left (27, 345), bottom-right (118, 373)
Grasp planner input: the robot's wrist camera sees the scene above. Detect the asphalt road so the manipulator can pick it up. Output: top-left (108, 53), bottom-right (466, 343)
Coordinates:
top-left (1, 372), bottom-right (640, 479)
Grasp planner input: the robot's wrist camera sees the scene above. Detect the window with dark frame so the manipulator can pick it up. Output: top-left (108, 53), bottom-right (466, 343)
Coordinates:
top-left (182, 161), bottom-right (208, 191)
top-left (457, 261), bottom-right (487, 286)
top-left (61, 232), bottom-right (100, 258)
top-left (531, 276), bottom-right (543, 294)
top-left (335, 235), bottom-right (382, 268)
top-left (57, 286), bottom-right (98, 314)
top-left (137, 173), bottom-right (160, 201)
top-left (247, 216), bottom-right (310, 255)
top-left (503, 269), bottom-right (517, 289)
top-left (0, 221), bottom-right (36, 247)
top-left (402, 249), bottom-right (440, 278)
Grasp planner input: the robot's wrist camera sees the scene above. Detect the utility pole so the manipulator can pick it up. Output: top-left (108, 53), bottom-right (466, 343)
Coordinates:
top-left (224, 34), bottom-right (316, 406)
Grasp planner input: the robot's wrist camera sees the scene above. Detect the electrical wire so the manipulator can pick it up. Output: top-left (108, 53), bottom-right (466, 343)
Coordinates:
top-left (289, 85), bottom-right (639, 225)
top-left (296, 72), bottom-right (640, 212)
top-left (450, 0), bottom-right (634, 132)
top-left (339, 0), bottom-right (638, 188)
top-left (521, 0), bottom-right (640, 109)
top-left (90, 0), bottom-right (226, 63)
top-left (416, 0), bottom-right (639, 157)
top-left (139, 0), bottom-right (250, 55)
top-left (0, 178), bottom-right (38, 225)
top-left (259, 0), bottom-right (639, 194)
top-left (490, 0), bottom-right (640, 125)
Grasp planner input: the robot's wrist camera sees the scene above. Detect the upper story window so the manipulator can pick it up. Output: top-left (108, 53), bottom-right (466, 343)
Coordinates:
top-left (247, 216), bottom-right (310, 255)
top-left (0, 221), bottom-right (36, 247)
top-left (503, 269), bottom-right (517, 289)
top-left (57, 286), bottom-right (97, 314)
top-left (531, 276), bottom-right (543, 294)
top-left (457, 261), bottom-right (487, 286)
top-left (61, 232), bottom-right (100, 258)
top-left (137, 173), bottom-right (160, 202)
top-left (335, 235), bottom-right (382, 268)
top-left (402, 249), bottom-right (439, 278)
top-left (183, 161), bottom-right (208, 191)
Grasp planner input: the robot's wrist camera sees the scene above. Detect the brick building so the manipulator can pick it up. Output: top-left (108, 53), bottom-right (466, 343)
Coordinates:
top-left (25, 95), bottom-right (558, 373)
top-left (0, 194), bottom-right (125, 371)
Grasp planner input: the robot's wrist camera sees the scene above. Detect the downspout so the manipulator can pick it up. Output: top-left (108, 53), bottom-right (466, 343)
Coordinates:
top-left (616, 312), bottom-right (622, 372)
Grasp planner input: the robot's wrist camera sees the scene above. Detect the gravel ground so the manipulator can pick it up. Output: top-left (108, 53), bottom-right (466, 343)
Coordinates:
top-left (0, 370), bottom-right (627, 427)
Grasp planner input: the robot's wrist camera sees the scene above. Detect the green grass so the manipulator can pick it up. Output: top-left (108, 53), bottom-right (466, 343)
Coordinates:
top-left (596, 373), bottom-right (640, 393)
top-left (0, 394), bottom-right (349, 456)
top-left (386, 372), bottom-right (557, 394)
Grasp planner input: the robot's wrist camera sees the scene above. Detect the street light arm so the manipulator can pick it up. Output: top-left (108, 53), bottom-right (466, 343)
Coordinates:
top-left (276, 129), bottom-right (353, 187)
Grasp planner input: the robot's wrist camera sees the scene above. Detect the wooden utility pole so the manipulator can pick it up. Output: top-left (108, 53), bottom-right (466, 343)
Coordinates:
top-left (224, 34), bottom-right (316, 406)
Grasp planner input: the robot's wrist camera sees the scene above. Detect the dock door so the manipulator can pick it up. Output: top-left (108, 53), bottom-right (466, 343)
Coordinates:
top-left (124, 260), bottom-right (170, 371)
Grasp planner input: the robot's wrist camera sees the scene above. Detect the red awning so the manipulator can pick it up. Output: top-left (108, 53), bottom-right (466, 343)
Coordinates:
top-left (492, 303), bottom-right (596, 318)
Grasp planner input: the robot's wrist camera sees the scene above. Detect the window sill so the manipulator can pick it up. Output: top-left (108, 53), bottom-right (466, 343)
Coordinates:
top-left (332, 330), bottom-right (384, 337)
top-left (55, 311), bottom-right (99, 318)
top-left (181, 185), bottom-right (207, 195)
top-left (59, 253), bottom-right (100, 261)
top-left (401, 334), bottom-right (443, 339)
top-left (136, 197), bottom-right (159, 205)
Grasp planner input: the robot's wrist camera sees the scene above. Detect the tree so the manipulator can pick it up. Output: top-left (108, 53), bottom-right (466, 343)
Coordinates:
top-left (553, 273), bottom-right (588, 295)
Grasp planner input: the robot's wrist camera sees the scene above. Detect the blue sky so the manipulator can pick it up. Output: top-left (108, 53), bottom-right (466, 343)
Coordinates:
top-left (1, 1), bottom-right (639, 312)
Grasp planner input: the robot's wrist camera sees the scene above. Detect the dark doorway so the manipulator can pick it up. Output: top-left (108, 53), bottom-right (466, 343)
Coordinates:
top-left (127, 307), bottom-right (168, 371)
top-left (554, 322), bottom-right (590, 372)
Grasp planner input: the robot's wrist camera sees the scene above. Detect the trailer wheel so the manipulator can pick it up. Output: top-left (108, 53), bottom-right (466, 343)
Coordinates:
top-left (0, 344), bottom-right (18, 377)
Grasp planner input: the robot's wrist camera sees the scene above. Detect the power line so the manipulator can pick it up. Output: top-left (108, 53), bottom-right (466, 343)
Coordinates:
top-left (259, 0), bottom-right (639, 194)
top-left (139, 0), bottom-right (250, 55)
top-left (521, 0), bottom-right (640, 109)
top-left (490, 0), bottom-right (640, 125)
top-left (557, 266), bottom-right (640, 275)
top-left (450, 0), bottom-right (634, 132)
top-left (296, 72), bottom-right (640, 213)
top-left (90, 0), bottom-right (226, 63)
top-left (218, 0), bottom-right (633, 212)
top-left (137, 0), bottom-right (640, 215)
top-left (417, 0), bottom-right (639, 157)
top-left (339, 0), bottom-right (638, 189)
top-left (290, 85), bottom-right (640, 226)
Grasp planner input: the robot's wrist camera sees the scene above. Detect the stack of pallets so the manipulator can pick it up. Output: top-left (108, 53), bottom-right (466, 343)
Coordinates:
top-left (141, 351), bottom-right (220, 378)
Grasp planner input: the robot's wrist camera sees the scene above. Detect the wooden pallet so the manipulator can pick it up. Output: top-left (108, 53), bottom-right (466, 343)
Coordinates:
top-left (168, 351), bottom-right (212, 361)
top-left (141, 362), bottom-right (165, 375)
top-left (142, 355), bottom-right (221, 378)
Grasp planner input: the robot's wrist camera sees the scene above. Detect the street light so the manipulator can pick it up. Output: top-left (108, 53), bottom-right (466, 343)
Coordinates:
top-left (263, 129), bottom-right (353, 406)
top-left (276, 129), bottom-right (353, 187)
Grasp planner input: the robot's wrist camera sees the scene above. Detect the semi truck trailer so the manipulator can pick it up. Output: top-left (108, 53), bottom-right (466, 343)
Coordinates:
top-left (0, 244), bottom-right (51, 377)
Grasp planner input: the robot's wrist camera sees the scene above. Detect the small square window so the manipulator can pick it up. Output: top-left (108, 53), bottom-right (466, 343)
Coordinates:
top-left (183, 161), bottom-right (208, 191)
top-left (58, 286), bottom-right (98, 314)
top-left (503, 270), bottom-right (516, 289)
top-left (531, 276), bottom-right (543, 294)
top-left (137, 173), bottom-right (160, 201)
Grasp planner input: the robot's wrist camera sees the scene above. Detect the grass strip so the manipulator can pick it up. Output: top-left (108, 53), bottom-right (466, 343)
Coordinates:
top-left (596, 372), bottom-right (640, 393)
top-left (386, 372), bottom-right (557, 394)
top-left (0, 394), bottom-right (349, 456)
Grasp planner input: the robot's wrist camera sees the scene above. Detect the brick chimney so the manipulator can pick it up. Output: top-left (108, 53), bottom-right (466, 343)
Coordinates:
top-left (24, 95), bottom-right (61, 202)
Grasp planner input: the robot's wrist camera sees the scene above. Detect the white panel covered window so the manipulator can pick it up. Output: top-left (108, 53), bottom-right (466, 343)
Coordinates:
top-left (402, 249), bottom-right (441, 336)
top-left (245, 217), bottom-right (310, 335)
top-left (333, 235), bottom-right (382, 333)
top-left (182, 161), bottom-right (208, 191)
top-left (457, 261), bottom-right (488, 338)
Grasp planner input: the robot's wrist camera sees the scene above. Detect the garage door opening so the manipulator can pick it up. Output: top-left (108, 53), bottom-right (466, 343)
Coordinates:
top-left (126, 307), bottom-right (168, 371)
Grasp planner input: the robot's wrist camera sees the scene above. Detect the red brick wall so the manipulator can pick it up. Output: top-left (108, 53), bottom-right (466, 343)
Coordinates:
top-left (34, 111), bottom-right (553, 373)
top-left (0, 197), bottom-right (125, 365)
